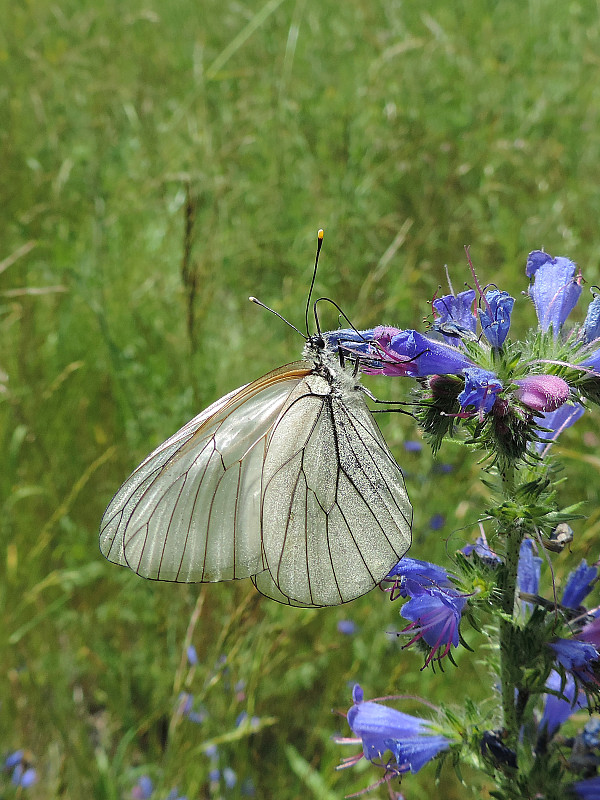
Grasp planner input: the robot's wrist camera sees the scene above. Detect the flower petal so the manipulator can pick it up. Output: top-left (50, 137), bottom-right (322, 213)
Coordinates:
top-left (514, 374), bottom-right (570, 413)
top-left (479, 290), bottom-right (514, 348)
top-left (526, 251), bottom-right (582, 336)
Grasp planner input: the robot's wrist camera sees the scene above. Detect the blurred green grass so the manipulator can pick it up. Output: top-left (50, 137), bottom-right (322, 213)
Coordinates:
top-left (2, 0), bottom-right (600, 796)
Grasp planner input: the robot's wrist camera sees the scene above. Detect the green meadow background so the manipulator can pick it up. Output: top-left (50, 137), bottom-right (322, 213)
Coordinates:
top-left (3, 1), bottom-right (600, 797)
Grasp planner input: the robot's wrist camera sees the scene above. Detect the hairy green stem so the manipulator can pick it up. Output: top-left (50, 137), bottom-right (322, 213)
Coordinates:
top-left (498, 464), bottom-right (522, 748)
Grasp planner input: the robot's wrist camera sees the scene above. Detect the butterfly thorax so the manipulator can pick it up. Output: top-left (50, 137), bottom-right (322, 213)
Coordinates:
top-left (302, 338), bottom-right (363, 400)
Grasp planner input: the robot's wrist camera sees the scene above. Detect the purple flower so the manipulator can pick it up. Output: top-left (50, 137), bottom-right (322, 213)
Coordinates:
top-left (223, 767), bottom-right (237, 789)
top-left (580, 346), bottom-right (600, 372)
top-left (386, 558), bottom-right (452, 594)
top-left (403, 440), bottom-right (423, 452)
top-left (324, 328), bottom-right (379, 366)
top-left (3, 751), bottom-right (37, 790)
top-left (462, 531), bottom-right (502, 567)
top-left (11, 764), bottom-right (37, 789)
top-left (235, 711), bottom-right (260, 729)
top-left (536, 403), bottom-right (585, 453)
top-left (324, 328), bottom-right (375, 353)
top-left (341, 684), bottom-right (452, 773)
top-left (539, 670), bottom-right (588, 738)
top-left (400, 582), bottom-right (467, 666)
top-left (187, 645), bottom-right (198, 666)
top-left (337, 619), bottom-right (357, 635)
top-left (429, 513), bottom-right (445, 530)
top-left (432, 289), bottom-right (477, 343)
top-left (178, 692), bottom-right (194, 716)
top-left (578, 617), bottom-right (600, 649)
top-left (582, 294), bottom-right (600, 344)
top-left (479, 290), bottom-right (514, 348)
top-left (526, 250), bottom-right (582, 337)
top-left (4, 751), bottom-right (24, 770)
top-left (573, 775), bottom-right (600, 799)
top-left (367, 327), bottom-right (474, 377)
top-left (517, 539), bottom-right (542, 597)
top-left (385, 732), bottom-right (454, 774)
top-left (514, 374), bottom-right (570, 413)
top-left (549, 639), bottom-right (599, 684)
top-left (561, 560), bottom-right (597, 610)
top-left (177, 692), bottom-right (206, 724)
top-left (458, 368), bottom-right (503, 415)
top-left (132, 776), bottom-right (154, 799)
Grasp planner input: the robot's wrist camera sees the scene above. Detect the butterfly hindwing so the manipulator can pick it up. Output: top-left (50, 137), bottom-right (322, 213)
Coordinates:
top-left (259, 370), bottom-right (412, 606)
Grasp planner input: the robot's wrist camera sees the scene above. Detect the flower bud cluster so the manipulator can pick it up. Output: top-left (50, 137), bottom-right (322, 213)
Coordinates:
top-left (334, 251), bottom-right (600, 465)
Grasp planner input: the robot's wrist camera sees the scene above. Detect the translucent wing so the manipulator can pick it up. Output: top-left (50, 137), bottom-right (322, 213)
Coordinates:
top-left (256, 371), bottom-right (412, 606)
top-left (99, 363), bottom-right (311, 582)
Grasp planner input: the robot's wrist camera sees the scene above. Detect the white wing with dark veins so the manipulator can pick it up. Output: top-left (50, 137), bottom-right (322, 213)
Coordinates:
top-left (257, 371), bottom-right (412, 606)
top-left (99, 364), bottom-right (311, 582)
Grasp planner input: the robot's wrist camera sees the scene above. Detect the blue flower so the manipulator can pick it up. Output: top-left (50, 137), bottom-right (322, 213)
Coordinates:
top-left (177, 692), bottom-right (206, 724)
top-left (479, 290), bottom-right (514, 348)
top-left (342, 684), bottom-right (453, 773)
top-left (337, 619), bottom-right (357, 635)
top-left (458, 368), bottom-right (503, 415)
top-left (324, 328), bottom-right (375, 351)
top-left (132, 776), bottom-right (154, 799)
top-left (403, 440), bottom-right (423, 452)
top-left (549, 639), bottom-right (599, 684)
top-left (561, 560), bottom-right (598, 610)
top-left (3, 751), bottom-right (37, 790)
top-left (223, 767), bottom-right (237, 789)
top-left (367, 328), bottom-right (474, 377)
top-left (517, 539), bottom-right (542, 597)
top-left (539, 670), bottom-right (588, 738)
top-left (324, 328), bottom-right (378, 365)
top-left (462, 531), bottom-right (502, 567)
top-left (578, 617), bottom-right (600, 649)
top-left (4, 751), bottom-right (24, 770)
top-left (526, 250), bottom-right (582, 337)
top-left (573, 775), bottom-right (600, 799)
top-left (186, 645), bottom-right (198, 666)
top-left (536, 403), bottom-right (585, 454)
top-left (386, 557), bottom-right (453, 595)
top-left (582, 293), bottom-right (600, 344)
top-left (385, 732), bottom-right (454, 774)
top-left (429, 513), bottom-right (445, 530)
top-left (400, 581), bottom-right (467, 666)
top-left (166, 790), bottom-right (187, 800)
top-left (432, 289), bottom-right (477, 343)
top-left (11, 764), bottom-right (37, 789)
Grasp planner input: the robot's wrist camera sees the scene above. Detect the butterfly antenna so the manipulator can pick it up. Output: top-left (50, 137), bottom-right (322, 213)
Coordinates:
top-left (305, 229), bottom-right (324, 336)
top-left (248, 296), bottom-right (305, 337)
top-left (313, 296), bottom-right (368, 342)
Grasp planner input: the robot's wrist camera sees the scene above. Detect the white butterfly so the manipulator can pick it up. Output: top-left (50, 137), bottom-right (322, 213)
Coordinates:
top-left (99, 236), bottom-right (412, 607)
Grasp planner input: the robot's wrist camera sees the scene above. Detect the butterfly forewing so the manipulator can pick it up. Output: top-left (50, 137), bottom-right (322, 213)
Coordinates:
top-left (259, 371), bottom-right (412, 606)
top-left (99, 364), bottom-right (311, 582)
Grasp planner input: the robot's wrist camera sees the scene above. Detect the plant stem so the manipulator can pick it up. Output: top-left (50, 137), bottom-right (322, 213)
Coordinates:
top-left (498, 464), bottom-right (522, 748)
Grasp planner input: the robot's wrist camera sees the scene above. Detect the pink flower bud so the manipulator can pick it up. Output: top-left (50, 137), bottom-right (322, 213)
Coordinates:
top-left (514, 374), bottom-right (570, 412)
